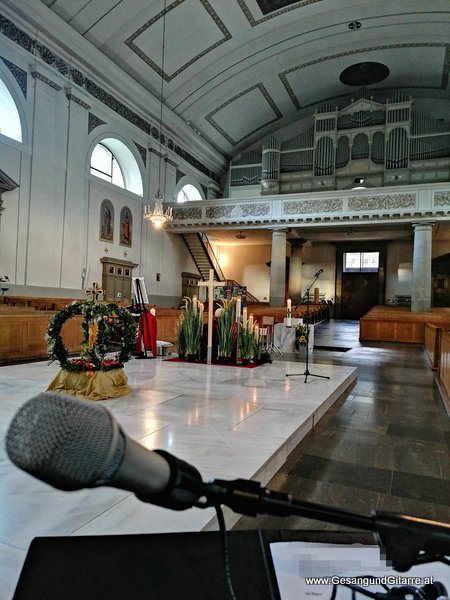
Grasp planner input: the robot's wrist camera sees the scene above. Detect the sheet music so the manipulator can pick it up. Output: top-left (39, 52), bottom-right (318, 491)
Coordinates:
top-left (270, 542), bottom-right (449, 599)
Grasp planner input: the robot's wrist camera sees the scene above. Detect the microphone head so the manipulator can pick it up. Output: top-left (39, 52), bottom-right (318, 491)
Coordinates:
top-left (6, 392), bottom-right (122, 491)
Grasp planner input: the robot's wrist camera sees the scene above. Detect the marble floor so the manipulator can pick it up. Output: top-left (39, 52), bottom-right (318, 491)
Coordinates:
top-left (237, 320), bottom-right (450, 533)
top-left (0, 348), bottom-right (355, 599)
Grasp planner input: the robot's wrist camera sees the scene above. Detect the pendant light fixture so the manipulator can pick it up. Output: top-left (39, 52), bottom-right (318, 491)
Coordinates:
top-left (144, 0), bottom-right (173, 228)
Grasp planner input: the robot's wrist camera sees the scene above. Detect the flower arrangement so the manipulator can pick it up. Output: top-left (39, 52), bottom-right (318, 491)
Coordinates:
top-left (295, 323), bottom-right (308, 350)
top-left (47, 300), bottom-right (137, 372)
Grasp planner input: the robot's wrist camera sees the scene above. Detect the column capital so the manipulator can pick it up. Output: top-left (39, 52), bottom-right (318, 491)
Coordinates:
top-left (269, 227), bottom-right (289, 235)
top-left (411, 220), bottom-right (436, 230)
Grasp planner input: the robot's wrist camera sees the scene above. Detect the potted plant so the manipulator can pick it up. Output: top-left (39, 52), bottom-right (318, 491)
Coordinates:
top-left (239, 316), bottom-right (254, 364)
top-left (251, 325), bottom-right (262, 363)
top-left (175, 312), bottom-right (186, 359)
top-left (180, 297), bottom-right (203, 360)
top-left (217, 299), bottom-right (235, 362)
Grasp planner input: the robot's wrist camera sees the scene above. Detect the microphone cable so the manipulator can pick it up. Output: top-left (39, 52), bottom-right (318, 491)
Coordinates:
top-left (215, 505), bottom-right (238, 600)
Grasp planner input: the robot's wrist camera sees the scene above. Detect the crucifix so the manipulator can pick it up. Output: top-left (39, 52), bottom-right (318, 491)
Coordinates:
top-left (197, 269), bottom-right (227, 364)
top-left (86, 282), bottom-right (104, 301)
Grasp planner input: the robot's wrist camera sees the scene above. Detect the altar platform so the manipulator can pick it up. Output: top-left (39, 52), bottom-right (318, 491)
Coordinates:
top-left (0, 356), bottom-right (356, 598)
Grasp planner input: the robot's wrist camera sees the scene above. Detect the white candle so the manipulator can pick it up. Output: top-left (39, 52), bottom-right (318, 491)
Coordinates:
top-left (236, 297), bottom-right (241, 321)
top-left (249, 315), bottom-right (254, 329)
top-left (287, 298), bottom-right (292, 326)
top-left (243, 307), bottom-right (247, 323)
top-left (254, 325), bottom-right (259, 340)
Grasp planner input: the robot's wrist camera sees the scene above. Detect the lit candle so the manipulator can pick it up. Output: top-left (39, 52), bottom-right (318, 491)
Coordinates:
top-left (249, 315), bottom-right (254, 329)
top-left (287, 298), bottom-right (292, 327)
top-left (243, 307), bottom-right (247, 323)
top-left (254, 325), bottom-right (259, 340)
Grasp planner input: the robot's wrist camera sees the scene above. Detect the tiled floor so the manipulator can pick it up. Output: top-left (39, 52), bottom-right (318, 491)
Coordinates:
top-left (0, 344), bottom-right (355, 600)
top-left (236, 320), bottom-right (450, 532)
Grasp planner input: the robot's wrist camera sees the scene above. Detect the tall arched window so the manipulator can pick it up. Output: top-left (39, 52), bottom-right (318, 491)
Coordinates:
top-left (177, 184), bottom-right (202, 203)
top-left (90, 138), bottom-right (143, 195)
top-left (0, 78), bottom-right (22, 142)
top-left (91, 143), bottom-right (125, 187)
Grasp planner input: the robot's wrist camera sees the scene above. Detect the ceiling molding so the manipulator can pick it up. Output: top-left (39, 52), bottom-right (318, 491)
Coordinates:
top-left (124, 0), bottom-right (232, 82)
top-left (237, 0), bottom-right (323, 27)
top-left (279, 42), bottom-right (450, 110)
top-left (205, 83), bottom-right (282, 145)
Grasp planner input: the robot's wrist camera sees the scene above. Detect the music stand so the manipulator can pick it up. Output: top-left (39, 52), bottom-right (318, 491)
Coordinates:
top-left (286, 270), bottom-right (330, 383)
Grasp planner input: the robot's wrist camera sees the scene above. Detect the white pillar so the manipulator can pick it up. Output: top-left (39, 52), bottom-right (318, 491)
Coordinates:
top-left (269, 228), bottom-right (288, 307)
top-left (411, 221), bottom-right (435, 312)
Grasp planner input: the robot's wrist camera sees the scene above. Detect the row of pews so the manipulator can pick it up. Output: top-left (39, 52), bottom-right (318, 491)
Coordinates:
top-left (360, 305), bottom-right (450, 413)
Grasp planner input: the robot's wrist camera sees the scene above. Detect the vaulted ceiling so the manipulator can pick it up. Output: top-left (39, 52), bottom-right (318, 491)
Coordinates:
top-left (18, 0), bottom-right (450, 160)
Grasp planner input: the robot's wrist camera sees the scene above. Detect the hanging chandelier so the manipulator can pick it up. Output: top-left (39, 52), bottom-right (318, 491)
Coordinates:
top-left (143, 0), bottom-right (173, 228)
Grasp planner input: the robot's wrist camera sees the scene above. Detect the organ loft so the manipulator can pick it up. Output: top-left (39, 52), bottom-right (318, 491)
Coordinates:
top-left (229, 91), bottom-right (450, 196)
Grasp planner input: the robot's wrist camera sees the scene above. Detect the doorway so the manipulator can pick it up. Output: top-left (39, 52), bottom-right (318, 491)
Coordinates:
top-left (335, 243), bottom-right (386, 319)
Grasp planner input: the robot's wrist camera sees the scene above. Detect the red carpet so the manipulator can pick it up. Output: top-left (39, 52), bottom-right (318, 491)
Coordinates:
top-left (165, 358), bottom-right (261, 368)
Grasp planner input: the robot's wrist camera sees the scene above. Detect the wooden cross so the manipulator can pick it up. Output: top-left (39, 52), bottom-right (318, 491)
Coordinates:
top-left (86, 282), bottom-right (105, 301)
top-left (197, 269), bottom-right (227, 364)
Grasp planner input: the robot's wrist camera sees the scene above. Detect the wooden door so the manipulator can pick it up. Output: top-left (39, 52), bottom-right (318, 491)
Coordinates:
top-left (341, 272), bottom-right (379, 319)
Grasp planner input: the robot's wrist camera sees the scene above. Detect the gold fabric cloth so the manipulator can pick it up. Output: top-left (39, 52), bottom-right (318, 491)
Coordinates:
top-left (47, 368), bottom-right (132, 401)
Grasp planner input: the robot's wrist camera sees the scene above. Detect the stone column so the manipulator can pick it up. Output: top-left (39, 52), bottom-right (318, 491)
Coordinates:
top-left (411, 221), bottom-right (435, 312)
top-left (269, 228), bottom-right (288, 307)
top-left (288, 239), bottom-right (305, 305)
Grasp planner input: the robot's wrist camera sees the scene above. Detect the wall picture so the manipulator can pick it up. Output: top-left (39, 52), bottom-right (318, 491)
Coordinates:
top-left (100, 199), bottom-right (114, 242)
top-left (120, 206), bottom-right (132, 246)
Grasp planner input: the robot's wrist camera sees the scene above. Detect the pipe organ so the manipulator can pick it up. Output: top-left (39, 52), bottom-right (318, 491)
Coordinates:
top-left (229, 91), bottom-right (450, 194)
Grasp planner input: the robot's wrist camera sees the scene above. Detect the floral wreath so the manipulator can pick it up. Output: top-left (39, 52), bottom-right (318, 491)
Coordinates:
top-left (47, 300), bottom-right (137, 373)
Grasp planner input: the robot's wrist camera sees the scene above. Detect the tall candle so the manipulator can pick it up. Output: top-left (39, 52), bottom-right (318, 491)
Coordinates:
top-left (287, 298), bottom-right (292, 326)
top-left (243, 307), bottom-right (247, 323)
top-left (236, 297), bottom-right (241, 321)
top-left (249, 315), bottom-right (254, 329)
top-left (254, 325), bottom-right (259, 340)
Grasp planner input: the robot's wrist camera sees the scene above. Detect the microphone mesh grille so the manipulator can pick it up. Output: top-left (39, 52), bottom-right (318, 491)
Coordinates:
top-left (6, 392), bottom-right (116, 490)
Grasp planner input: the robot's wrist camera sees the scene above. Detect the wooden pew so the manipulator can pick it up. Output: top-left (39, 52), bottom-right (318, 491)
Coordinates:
top-left (360, 306), bottom-right (450, 344)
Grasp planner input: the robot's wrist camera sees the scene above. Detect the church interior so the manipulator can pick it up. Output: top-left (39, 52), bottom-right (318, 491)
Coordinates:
top-left (1, 0), bottom-right (450, 598)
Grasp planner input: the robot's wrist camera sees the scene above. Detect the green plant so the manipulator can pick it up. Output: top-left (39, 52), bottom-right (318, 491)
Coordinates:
top-left (251, 325), bottom-right (262, 361)
top-left (239, 317), bottom-right (254, 361)
top-left (217, 299), bottom-right (235, 358)
top-left (175, 313), bottom-right (186, 358)
top-left (180, 297), bottom-right (203, 357)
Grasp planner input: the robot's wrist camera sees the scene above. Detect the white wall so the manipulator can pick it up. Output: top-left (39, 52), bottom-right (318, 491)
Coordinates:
top-left (301, 243), bottom-right (336, 302)
top-left (212, 243), bottom-right (272, 301)
top-left (0, 39), bottom-right (204, 303)
top-left (385, 240), bottom-right (413, 301)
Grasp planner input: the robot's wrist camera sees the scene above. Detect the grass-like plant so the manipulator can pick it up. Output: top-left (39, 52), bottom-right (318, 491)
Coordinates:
top-left (179, 297), bottom-right (203, 358)
top-left (217, 298), bottom-right (235, 358)
top-left (239, 316), bottom-right (254, 361)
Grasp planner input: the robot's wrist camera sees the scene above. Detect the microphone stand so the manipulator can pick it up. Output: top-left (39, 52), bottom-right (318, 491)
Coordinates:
top-left (286, 270), bottom-right (330, 383)
top-left (190, 476), bottom-right (450, 575)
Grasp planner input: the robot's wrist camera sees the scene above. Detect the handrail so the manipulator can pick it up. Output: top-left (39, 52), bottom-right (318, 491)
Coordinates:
top-left (199, 233), bottom-right (226, 281)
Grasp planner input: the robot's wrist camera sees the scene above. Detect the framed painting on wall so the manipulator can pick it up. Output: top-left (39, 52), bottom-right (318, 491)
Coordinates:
top-left (100, 199), bottom-right (114, 242)
top-left (120, 206), bottom-right (132, 247)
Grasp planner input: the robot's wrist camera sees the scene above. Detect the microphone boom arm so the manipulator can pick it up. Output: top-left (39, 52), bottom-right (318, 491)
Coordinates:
top-left (192, 477), bottom-right (450, 573)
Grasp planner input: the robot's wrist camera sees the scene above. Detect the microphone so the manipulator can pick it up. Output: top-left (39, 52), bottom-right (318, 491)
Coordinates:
top-left (6, 392), bottom-right (205, 510)
top-left (314, 268), bottom-right (324, 277)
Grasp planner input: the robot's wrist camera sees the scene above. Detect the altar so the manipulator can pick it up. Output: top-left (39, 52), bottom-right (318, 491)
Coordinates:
top-left (274, 319), bottom-right (314, 353)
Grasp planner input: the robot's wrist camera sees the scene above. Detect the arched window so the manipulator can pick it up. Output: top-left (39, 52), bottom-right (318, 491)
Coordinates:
top-left (91, 143), bottom-right (125, 187)
top-left (177, 184), bottom-right (202, 203)
top-left (0, 78), bottom-right (22, 142)
top-left (90, 138), bottom-right (143, 195)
